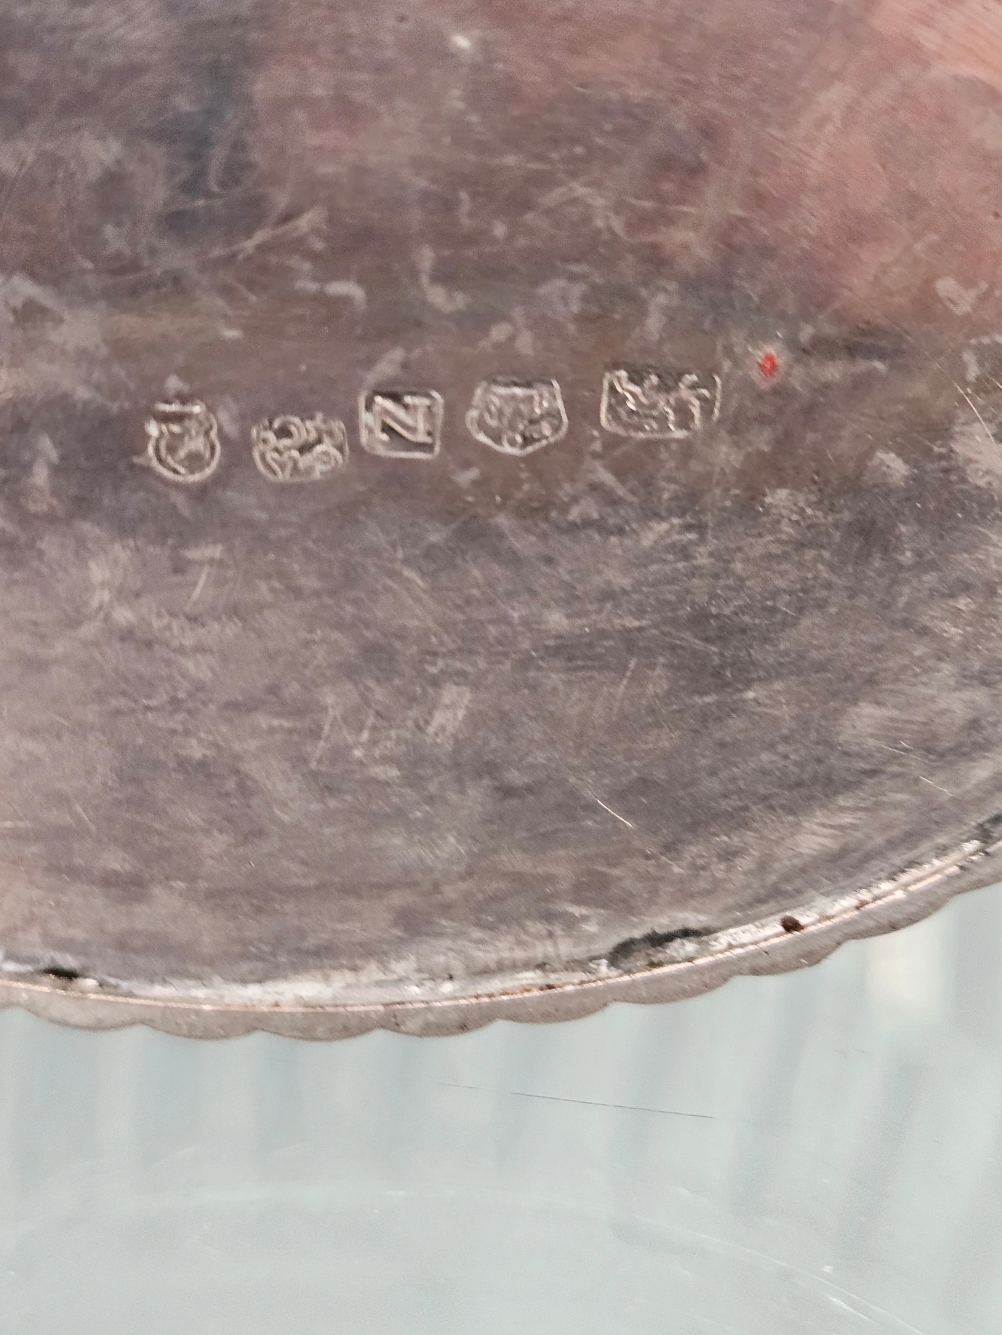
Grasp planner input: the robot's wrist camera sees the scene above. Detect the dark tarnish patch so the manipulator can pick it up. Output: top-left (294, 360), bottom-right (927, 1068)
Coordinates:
top-left (39, 964), bottom-right (83, 984)
top-left (0, 0), bottom-right (268, 280)
top-left (604, 927), bottom-right (707, 972)
top-left (797, 326), bottom-right (908, 363)
top-left (976, 812), bottom-right (1002, 848)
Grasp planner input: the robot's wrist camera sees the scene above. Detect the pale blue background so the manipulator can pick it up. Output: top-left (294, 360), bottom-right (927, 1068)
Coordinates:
top-left (2, 880), bottom-right (1001, 1333)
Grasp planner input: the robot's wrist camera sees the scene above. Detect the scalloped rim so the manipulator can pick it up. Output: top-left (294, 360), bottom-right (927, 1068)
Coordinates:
top-left (0, 830), bottom-right (999, 1040)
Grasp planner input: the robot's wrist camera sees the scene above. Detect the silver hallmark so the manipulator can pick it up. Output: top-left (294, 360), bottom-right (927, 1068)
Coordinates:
top-left (142, 400), bottom-right (221, 483)
top-left (599, 368), bottom-right (722, 439)
top-left (359, 389), bottom-right (443, 459)
top-left (251, 413), bottom-right (349, 482)
top-left (465, 378), bottom-right (568, 456)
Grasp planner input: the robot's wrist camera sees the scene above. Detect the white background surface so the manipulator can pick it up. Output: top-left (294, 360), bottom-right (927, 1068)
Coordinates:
top-left (1, 881), bottom-right (1001, 1333)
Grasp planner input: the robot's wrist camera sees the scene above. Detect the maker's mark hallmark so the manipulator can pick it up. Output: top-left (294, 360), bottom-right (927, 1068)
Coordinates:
top-left (600, 368), bottom-right (722, 439)
top-left (360, 389), bottom-right (443, 458)
top-left (141, 400), bottom-right (221, 483)
top-left (466, 378), bottom-right (568, 455)
top-left (251, 413), bottom-right (348, 482)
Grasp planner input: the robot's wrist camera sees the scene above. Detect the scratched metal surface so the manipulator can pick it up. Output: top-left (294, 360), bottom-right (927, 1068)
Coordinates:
top-left (1, 881), bottom-right (1001, 1333)
top-left (2, 0), bottom-right (1002, 1032)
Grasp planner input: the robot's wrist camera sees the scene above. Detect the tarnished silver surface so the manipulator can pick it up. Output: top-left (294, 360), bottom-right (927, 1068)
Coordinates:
top-left (1, 0), bottom-right (1002, 1035)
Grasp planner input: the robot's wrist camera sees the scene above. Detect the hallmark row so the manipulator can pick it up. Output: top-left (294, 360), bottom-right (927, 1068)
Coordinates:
top-left (140, 370), bottom-right (723, 484)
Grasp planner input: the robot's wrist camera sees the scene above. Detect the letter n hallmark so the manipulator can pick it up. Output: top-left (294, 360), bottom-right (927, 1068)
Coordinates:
top-left (359, 389), bottom-right (444, 459)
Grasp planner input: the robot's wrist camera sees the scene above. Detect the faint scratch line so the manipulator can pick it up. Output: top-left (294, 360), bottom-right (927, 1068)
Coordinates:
top-left (186, 563), bottom-right (211, 610)
top-left (956, 382), bottom-right (995, 440)
top-left (612, 656), bottom-right (638, 717)
top-left (310, 700), bottom-right (338, 770)
top-left (587, 791), bottom-right (636, 829)
top-left (73, 800), bottom-right (96, 831)
top-left (437, 1083), bottom-right (714, 1118)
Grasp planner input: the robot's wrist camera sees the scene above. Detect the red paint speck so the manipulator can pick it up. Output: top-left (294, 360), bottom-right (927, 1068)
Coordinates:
top-left (758, 350), bottom-right (780, 379)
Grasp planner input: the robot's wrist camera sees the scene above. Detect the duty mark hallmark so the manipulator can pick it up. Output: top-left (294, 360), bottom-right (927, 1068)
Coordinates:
top-left (360, 389), bottom-right (443, 459)
top-left (600, 368), bottom-right (722, 439)
top-left (251, 413), bottom-right (348, 482)
top-left (466, 378), bottom-right (568, 455)
top-left (141, 400), bottom-right (221, 483)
